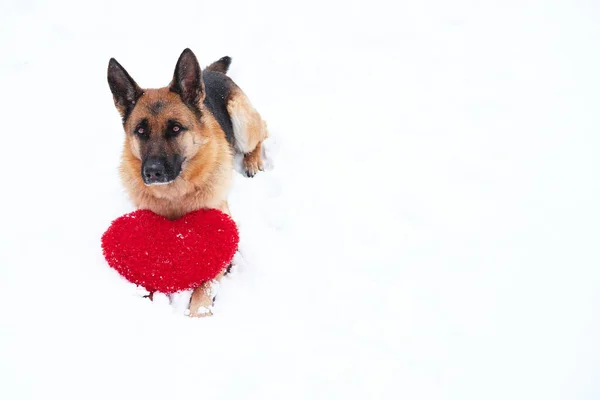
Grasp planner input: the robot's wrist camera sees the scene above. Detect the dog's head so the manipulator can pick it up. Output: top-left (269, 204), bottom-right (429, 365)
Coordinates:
top-left (107, 49), bottom-right (207, 185)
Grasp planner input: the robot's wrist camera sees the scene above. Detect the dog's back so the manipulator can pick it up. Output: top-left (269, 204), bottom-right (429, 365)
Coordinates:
top-left (203, 69), bottom-right (236, 147)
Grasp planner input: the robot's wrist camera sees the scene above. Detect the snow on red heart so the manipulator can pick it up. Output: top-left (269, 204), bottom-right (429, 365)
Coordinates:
top-left (101, 209), bottom-right (238, 293)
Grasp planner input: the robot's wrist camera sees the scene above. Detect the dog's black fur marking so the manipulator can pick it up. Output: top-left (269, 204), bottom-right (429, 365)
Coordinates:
top-left (148, 100), bottom-right (165, 115)
top-left (202, 70), bottom-right (235, 147)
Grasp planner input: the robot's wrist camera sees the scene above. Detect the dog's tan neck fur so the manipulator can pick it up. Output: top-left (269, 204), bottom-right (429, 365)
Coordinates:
top-left (120, 115), bottom-right (233, 220)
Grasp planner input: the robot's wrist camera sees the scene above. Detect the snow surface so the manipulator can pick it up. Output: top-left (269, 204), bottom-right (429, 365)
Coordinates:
top-left (1, 0), bottom-right (600, 399)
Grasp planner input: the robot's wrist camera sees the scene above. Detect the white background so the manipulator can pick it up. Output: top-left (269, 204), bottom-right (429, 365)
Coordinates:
top-left (0, 0), bottom-right (599, 399)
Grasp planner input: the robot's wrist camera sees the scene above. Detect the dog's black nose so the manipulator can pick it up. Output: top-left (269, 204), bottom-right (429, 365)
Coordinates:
top-left (142, 157), bottom-right (168, 185)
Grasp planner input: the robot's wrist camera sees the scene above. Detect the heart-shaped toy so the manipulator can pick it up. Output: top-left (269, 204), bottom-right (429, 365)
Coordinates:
top-left (101, 209), bottom-right (239, 293)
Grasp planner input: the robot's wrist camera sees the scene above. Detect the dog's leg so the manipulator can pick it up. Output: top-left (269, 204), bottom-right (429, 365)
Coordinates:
top-left (188, 201), bottom-right (232, 317)
top-left (227, 88), bottom-right (268, 178)
top-left (188, 270), bottom-right (226, 317)
top-left (243, 141), bottom-right (264, 177)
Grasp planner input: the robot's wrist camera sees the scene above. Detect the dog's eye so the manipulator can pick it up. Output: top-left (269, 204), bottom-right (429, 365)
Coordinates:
top-left (166, 121), bottom-right (185, 138)
top-left (135, 127), bottom-right (149, 139)
top-left (134, 120), bottom-right (149, 139)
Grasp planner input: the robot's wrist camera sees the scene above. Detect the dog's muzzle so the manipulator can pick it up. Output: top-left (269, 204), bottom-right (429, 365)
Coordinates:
top-left (141, 156), bottom-right (181, 185)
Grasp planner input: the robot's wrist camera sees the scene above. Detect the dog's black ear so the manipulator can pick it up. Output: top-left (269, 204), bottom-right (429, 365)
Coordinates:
top-left (170, 48), bottom-right (205, 107)
top-left (107, 58), bottom-right (143, 122)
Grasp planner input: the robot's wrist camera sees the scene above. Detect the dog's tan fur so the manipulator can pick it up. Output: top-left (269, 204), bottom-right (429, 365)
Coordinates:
top-left (110, 50), bottom-right (267, 316)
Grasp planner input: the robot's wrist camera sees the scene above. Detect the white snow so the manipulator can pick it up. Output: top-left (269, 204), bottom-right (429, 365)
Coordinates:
top-left (169, 289), bottom-right (193, 315)
top-left (1, 0), bottom-right (600, 399)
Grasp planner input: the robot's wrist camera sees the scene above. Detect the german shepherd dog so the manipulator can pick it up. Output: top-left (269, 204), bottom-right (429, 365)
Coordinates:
top-left (107, 48), bottom-right (268, 317)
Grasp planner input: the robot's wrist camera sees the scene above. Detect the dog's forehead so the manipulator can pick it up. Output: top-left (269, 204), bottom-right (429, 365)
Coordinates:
top-left (127, 88), bottom-right (194, 128)
top-left (148, 99), bottom-right (166, 115)
top-left (138, 88), bottom-right (180, 113)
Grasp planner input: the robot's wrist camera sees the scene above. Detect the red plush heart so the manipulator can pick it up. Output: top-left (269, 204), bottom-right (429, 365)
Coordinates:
top-left (101, 209), bottom-right (238, 293)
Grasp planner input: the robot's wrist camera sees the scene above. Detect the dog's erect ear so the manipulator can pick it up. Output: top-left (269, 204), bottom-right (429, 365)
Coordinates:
top-left (107, 58), bottom-right (143, 122)
top-left (170, 48), bottom-right (205, 108)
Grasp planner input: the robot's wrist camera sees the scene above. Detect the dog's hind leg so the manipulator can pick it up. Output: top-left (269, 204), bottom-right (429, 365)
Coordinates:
top-left (227, 87), bottom-right (268, 177)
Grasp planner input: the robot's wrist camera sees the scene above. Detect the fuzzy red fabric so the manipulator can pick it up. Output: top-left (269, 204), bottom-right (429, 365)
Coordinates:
top-left (101, 209), bottom-right (239, 294)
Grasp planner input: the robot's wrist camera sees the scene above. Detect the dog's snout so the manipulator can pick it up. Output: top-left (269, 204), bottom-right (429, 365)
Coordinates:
top-left (142, 157), bottom-right (168, 185)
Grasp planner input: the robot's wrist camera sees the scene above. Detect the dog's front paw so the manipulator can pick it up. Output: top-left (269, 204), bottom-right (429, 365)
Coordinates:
top-left (243, 151), bottom-right (264, 177)
top-left (187, 280), bottom-right (220, 318)
top-left (187, 306), bottom-right (213, 318)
